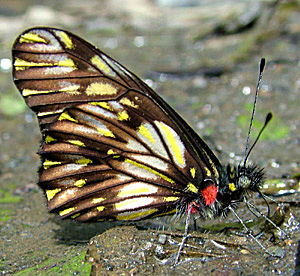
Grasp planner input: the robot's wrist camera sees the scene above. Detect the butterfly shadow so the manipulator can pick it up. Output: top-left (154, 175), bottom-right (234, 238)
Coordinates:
top-left (50, 217), bottom-right (120, 245)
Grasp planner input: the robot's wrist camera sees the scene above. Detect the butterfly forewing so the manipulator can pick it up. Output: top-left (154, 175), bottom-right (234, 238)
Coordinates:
top-left (12, 27), bottom-right (221, 221)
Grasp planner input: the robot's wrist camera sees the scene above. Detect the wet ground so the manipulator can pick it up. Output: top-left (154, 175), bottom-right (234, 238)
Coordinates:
top-left (0, 0), bottom-right (299, 275)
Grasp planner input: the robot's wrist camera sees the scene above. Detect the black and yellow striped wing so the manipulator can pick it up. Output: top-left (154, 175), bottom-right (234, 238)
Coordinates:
top-left (12, 27), bottom-right (222, 222)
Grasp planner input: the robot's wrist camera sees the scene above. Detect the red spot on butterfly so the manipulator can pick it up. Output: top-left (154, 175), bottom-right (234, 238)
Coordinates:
top-left (202, 185), bottom-right (218, 206)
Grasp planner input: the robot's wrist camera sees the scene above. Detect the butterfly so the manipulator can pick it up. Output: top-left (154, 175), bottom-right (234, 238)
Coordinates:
top-left (12, 27), bottom-right (268, 226)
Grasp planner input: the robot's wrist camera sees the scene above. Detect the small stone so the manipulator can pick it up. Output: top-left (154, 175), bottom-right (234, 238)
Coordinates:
top-left (158, 234), bottom-right (167, 244)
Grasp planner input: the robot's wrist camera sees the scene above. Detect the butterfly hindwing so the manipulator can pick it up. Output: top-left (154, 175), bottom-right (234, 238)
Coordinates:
top-left (12, 27), bottom-right (222, 221)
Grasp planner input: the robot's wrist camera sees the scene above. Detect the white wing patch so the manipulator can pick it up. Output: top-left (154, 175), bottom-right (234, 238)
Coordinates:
top-left (114, 197), bottom-right (155, 211)
top-left (126, 139), bottom-right (148, 153)
top-left (109, 101), bottom-right (123, 110)
top-left (122, 160), bottom-right (159, 181)
top-left (117, 182), bottom-right (158, 198)
top-left (128, 154), bottom-right (169, 171)
top-left (81, 104), bottom-right (118, 120)
top-left (137, 122), bottom-right (168, 159)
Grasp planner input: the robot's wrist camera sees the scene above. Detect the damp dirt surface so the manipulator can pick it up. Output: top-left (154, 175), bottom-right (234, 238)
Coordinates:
top-left (0, 0), bottom-right (299, 275)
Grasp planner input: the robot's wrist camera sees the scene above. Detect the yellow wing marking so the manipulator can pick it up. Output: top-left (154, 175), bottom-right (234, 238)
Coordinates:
top-left (190, 167), bottom-right (196, 178)
top-left (90, 55), bottom-right (110, 73)
top-left (107, 149), bottom-right (116, 155)
top-left (97, 128), bottom-right (115, 138)
top-left (116, 209), bottom-right (157, 221)
top-left (97, 206), bottom-right (105, 212)
top-left (138, 124), bottom-right (155, 144)
top-left (117, 110), bottom-right (130, 121)
top-left (45, 136), bottom-right (56, 143)
top-left (76, 158), bottom-right (92, 165)
top-left (90, 102), bottom-right (113, 111)
top-left (38, 110), bottom-right (63, 117)
top-left (86, 82), bottom-right (117, 96)
top-left (45, 188), bottom-right (61, 200)
top-left (71, 213), bottom-right (80, 219)
top-left (92, 198), bottom-right (105, 204)
top-left (204, 167), bottom-right (212, 177)
top-left (22, 84), bottom-right (80, 97)
top-left (74, 179), bottom-right (86, 187)
top-left (163, 196), bottom-right (180, 202)
top-left (59, 207), bottom-right (76, 216)
top-left (19, 33), bottom-right (47, 44)
top-left (68, 140), bottom-right (86, 147)
top-left (229, 183), bottom-right (236, 192)
top-left (56, 31), bottom-right (74, 49)
top-left (14, 58), bottom-right (51, 71)
top-left (187, 183), bottom-right (198, 194)
top-left (58, 111), bottom-right (78, 123)
top-left (55, 58), bottom-right (75, 67)
top-left (120, 97), bottom-right (138, 108)
top-left (202, 151), bottom-right (219, 179)
top-left (43, 159), bottom-right (61, 169)
top-left (14, 57), bottom-right (76, 71)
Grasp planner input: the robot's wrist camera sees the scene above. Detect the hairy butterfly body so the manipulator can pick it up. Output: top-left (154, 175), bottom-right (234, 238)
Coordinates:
top-left (12, 27), bottom-right (264, 224)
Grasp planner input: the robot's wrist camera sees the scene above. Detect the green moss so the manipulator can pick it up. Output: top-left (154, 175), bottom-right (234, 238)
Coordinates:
top-left (264, 179), bottom-right (283, 185)
top-left (200, 217), bottom-right (264, 232)
top-left (0, 209), bottom-right (12, 221)
top-left (14, 250), bottom-right (91, 276)
top-left (0, 188), bottom-right (22, 203)
top-left (291, 172), bottom-right (300, 180)
top-left (204, 128), bottom-right (213, 135)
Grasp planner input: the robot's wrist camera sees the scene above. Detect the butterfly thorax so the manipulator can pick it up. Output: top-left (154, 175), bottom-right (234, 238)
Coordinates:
top-left (212, 164), bottom-right (264, 217)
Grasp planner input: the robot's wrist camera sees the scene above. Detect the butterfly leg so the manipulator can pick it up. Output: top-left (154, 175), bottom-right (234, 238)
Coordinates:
top-left (174, 202), bottom-right (194, 265)
top-left (245, 199), bottom-right (288, 238)
top-left (193, 217), bottom-right (197, 231)
top-left (228, 205), bottom-right (280, 257)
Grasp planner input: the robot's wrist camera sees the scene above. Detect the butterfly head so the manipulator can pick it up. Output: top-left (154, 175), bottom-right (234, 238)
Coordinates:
top-left (216, 164), bottom-right (264, 212)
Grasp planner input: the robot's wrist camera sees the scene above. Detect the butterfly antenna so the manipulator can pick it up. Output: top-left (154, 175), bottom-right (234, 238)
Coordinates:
top-left (242, 58), bottom-right (267, 167)
top-left (243, 112), bottom-right (273, 167)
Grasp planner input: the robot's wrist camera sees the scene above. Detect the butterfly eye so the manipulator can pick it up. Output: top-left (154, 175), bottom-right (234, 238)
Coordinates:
top-left (239, 175), bottom-right (251, 189)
